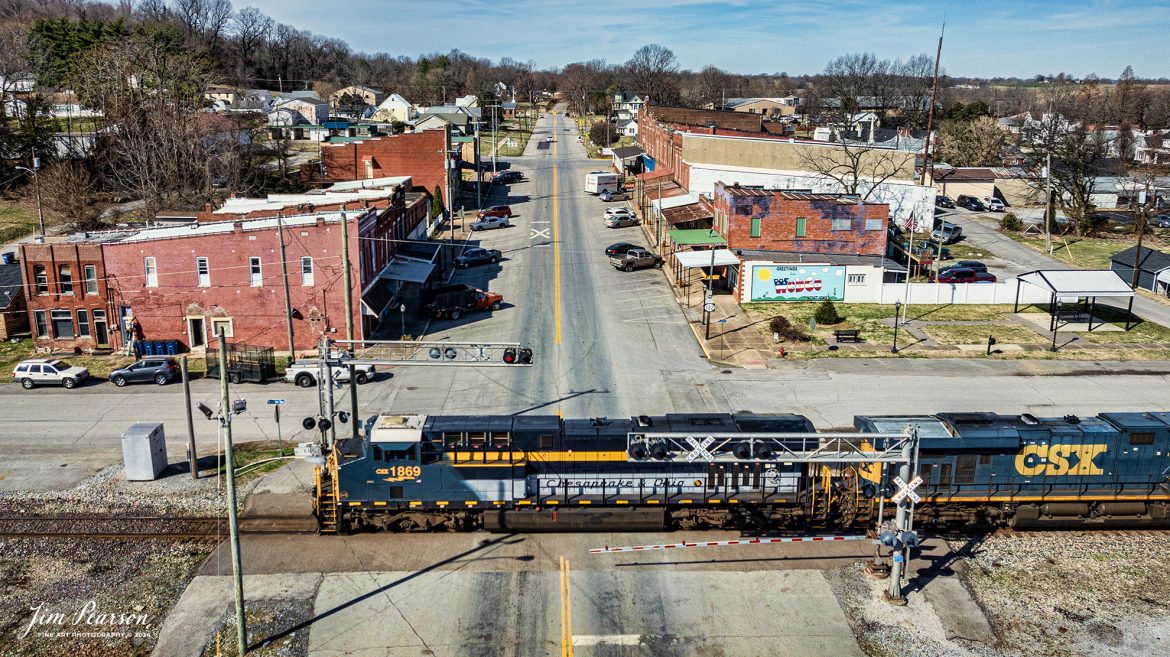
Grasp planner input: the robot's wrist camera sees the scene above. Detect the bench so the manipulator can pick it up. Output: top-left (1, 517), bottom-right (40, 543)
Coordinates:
top-left (834, 329), bottom-right (862, 343)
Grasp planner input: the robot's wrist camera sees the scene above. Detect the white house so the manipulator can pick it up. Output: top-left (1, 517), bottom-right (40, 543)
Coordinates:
top-left (613, 90), bottom-right (646, 121)
top-left (268, 96), bottom-right (328, 126)
top-left (455, 95), bottom-right (479, 108)
top-left (616, 118), bottom-right (638, 137)
top-left (372, 93), bottom-right (415, 122)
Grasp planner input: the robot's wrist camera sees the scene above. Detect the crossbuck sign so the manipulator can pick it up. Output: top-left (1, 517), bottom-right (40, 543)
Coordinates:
top-left (684, 436), bottom-right (715, 462)
top-left (891, 475), bottom-right (923, 505)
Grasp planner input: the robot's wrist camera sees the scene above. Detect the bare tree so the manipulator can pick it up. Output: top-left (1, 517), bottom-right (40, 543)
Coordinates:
top-left (39, 161), bottom-right (103, 230)
top-left (797, 141), bottom-right (915, 200)
top-left (935, 116), bottom-right (1005, 166)
top-left (231, 6), bottom-right (272, 76)
top-left (624, 44), bottom-right (678, 105)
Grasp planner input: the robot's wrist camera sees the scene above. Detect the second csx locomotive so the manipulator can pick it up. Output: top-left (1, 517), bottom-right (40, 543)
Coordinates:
top-left (311, 411), bottom-right (1170, 533)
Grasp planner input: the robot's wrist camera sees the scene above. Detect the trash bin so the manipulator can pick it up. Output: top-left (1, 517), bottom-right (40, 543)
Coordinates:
top-left (0, 252), bottom-right (12, 265)
top-left (143, 341), bottom-right (155, 356)
top-left (165, 340), bottom-right (178, 355)
top-left (122, 422), bottom-right (167, 481)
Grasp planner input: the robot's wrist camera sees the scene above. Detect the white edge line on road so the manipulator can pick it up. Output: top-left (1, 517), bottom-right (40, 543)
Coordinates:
top-left (572, 635), bottom-right (642, 646)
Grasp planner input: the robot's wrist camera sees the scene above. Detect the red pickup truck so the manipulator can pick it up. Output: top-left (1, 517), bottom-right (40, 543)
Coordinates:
top-left (424, 284), bottom-right (503, 320)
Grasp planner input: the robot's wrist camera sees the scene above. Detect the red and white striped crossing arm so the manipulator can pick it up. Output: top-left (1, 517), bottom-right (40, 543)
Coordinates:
top-left (589, 535), bottom-right (867, 554)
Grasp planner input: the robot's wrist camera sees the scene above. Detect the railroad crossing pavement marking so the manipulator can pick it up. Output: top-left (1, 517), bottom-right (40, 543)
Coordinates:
top-left (684, 436), bottom-right (715, 462)
top-left (891, 475), bottom-right (923, 505)
top-left (531, 227), bottom-right (550, 239)
top-left (589, 535), bottom-right (868, 554)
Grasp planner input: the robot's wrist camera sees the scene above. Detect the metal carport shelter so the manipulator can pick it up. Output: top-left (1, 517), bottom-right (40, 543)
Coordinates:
top-left (1014, 269), bottom-right (1135, 350)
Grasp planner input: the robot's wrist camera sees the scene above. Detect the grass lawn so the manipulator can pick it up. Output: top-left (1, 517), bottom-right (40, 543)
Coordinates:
top-left (946, 241), bottom-right (1000, 261)
top-left (0, 198), bottom-right (40, 245)
top-left (1012, 232), bottom-right (1170, 270)
top-left (1074, 304), bottom-right (1170, 344)
top-left (923, 324), bottom-right (1045, 345)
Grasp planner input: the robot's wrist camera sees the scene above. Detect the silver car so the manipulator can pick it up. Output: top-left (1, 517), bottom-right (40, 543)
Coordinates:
top-left (12, 358), bottom-right (90, 389)
top-left (605, 215), bottom-right (639, 228)
top-left (471, 215), bottom-right (510, 231)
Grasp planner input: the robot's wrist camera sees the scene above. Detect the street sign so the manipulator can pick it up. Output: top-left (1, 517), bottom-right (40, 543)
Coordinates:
top-left (703, 302), bottom-right (716, 313)
top-left (893, 553), bottom-right (904, 563)
top-left (891, 475), bottom-right (922, 505)
top-left (684, 436), bottom-right (715, 463)
top-left (718, 319), bottom-right (729, 324)
top-left (266, 399), bottom-right (287, 405)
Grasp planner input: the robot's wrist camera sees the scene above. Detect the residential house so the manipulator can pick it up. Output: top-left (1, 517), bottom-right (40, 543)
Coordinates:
top-left (1136, 131), bottom-right (1170, 166)
top-left (1111, 245), bottom-right (1170, 296)
top-left (616, 118), bottom-right (638, 137)
top-left (205, 85), bottom-right (241, 107)
top-left (331, 85), bottom-right (385, 110)
top-left (47, 91), bottom-right (100, 118)
top-left (0, 260), bottom-right (28, 340)
top-left (721, 97), bottom-right (798, 116)
top-left (455, 95), bottom-right (479, 108)
top-left (268, 96), bottom-right (329, 126)
top-left (21, 179), bottom-right (432, 354)
top-left (501, 101), bottom-right (517, 120)
top-left (1090, 176), bottom-right (1170, 210)
top-left (373, 93), bottom-right (415, 122)
top-left (613, 91), bottom-right (646, 121)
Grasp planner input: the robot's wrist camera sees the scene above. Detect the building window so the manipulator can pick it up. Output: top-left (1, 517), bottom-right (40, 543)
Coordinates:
top-left (33, 309), bottom-right (47, 336)
top-left (144, 257), bottom-right (158, 287)
top-left (865, 218), bottom-right (883, 231)
top-left (210, 317), bottom-right (234, 338)
top-left (847, 273), bottom-right (866, 285)
top-left (58, 265), bottom-right (73, 294)
top-left (301, 257), bottom-right (314, 286)
top-left (84, 265), bottom-right (97, 295)
top-left (750, 217), bottom-right (761, 238)
top-left (831, 217), bottom-right (852, 231)
top-left (249, 257), bottom-right (262, 287)
top-left (76, 309), bottom-right (91, 338)
top-left (33, 265), bottom-right (48, 294)
top-left (50, 309), bottom-right (74, 338)
top-left (795, 217), bottom-right (807, 238)
top-left (196, 257), bottom-right (210, 287)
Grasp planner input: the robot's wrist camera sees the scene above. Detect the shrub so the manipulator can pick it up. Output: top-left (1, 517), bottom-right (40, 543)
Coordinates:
top-left (768, 315), bottom-right (810, 342)
top-left (1000, 212), bottom-right (1023, 232)
top-left (814, 299), bottom-right (842, 325)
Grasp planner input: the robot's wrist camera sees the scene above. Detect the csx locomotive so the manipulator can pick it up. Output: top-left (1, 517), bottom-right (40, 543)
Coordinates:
top-left (311, 410), bottom-right (1170, 533)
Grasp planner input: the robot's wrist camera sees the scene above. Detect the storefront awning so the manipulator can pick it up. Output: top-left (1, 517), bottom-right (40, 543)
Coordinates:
top-left (675, 249), bottom-right (740, 268)
top-left (378, 258), bottom-right (436, 284)
top-left (669, 228), bottom-right (726, 246)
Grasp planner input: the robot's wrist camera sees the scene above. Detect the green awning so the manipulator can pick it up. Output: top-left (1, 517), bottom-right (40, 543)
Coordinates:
top-left (669, 228), bottom-right (726, 245)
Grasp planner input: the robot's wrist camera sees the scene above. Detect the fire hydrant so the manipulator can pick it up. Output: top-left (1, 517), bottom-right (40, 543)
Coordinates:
top-left (778, 345), bottom-right (786, 358)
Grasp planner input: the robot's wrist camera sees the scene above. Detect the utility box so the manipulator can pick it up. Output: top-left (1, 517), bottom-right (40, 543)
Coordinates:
top-left (122, 422), bottom-right (168, 481)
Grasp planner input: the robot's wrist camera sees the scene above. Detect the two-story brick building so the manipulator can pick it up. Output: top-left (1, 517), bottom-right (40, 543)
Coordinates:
top-left (21, 178), bottom-right (432, 355)
top-left (311, 130), bottom-right (451, 199)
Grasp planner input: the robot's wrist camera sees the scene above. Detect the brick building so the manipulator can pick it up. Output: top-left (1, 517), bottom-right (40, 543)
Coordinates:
top-left (312, 130), bottom-right (451, 198)
top-left (21, 179), bottom-right (432, 355)
top-left (712, 182), bottom-right (888, 255)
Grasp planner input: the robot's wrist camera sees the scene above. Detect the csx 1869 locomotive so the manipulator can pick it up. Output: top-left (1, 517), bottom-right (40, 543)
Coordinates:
top-left (311, 410), bottom-right (1170, 533)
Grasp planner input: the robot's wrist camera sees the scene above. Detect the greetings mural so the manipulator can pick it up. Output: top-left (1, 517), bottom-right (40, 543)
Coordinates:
top-left (749, 265), bottom-right (846, 302)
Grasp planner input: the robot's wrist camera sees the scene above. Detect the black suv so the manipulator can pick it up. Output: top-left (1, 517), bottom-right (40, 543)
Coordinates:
top-left (935, 195), bottom-right (955, 208)
top-left (956, 195), bottom-right (985, 211)
top-left (492, 170), bottom-right (523, 184)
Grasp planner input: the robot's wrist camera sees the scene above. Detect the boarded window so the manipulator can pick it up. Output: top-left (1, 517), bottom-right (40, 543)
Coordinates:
top-left (865, 218), bottom-right (884, 231)
top-left (750, 217), bottom-right (761, 238)
top-left (831, 217), bottom-right (852, 231)
top-left (954, 455), bottom-right (977, 484)
top-left (1130, 431), bottom-right (1155, 445)
top-left (795, 217), bottom-right (807, 237)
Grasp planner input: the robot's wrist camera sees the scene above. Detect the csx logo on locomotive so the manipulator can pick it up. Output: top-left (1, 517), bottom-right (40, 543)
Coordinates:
top-left (1013, 444), bottom-right (1107, 476)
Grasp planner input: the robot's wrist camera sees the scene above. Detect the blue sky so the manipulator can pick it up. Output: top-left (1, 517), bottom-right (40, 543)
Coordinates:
top-left (243, 0), bottom-right (1170, 78)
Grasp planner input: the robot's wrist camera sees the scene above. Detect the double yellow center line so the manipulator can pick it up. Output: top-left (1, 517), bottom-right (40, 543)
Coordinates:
top-left (552, 113), bottom-right (562, 345)
top-left (559, 555), bottom-right (575, 656)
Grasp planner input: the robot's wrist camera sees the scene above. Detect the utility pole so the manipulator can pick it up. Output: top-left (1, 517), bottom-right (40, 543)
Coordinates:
top-left (276, 212), bottom-right (296, 358)
top-left (1045, 150), bottom-right (1054, 254)
top-left (217, 329), bottom-right (247, 655)
top-left (918, 22), bottom-right (945, 187)
top-left (1132, 178), bottom-right (1151, 289)
top-left (324, 337), bottom-right (337, 446)
top-left (339, 206), bottom-right (354, 342)
top-left (492, 104), bottom-right (498, 175)
top-left (182, 356), bottom-right (197, 480)
top-left (475, 118), bottom-right (482, 207)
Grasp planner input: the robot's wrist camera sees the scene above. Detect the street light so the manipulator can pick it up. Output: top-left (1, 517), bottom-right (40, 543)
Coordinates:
top-left (14, 164), bottom-right (45, 239)
top-left (891, 301), bottom-right (902, 353)
top-left (399, 302), bottom-right (407, 339)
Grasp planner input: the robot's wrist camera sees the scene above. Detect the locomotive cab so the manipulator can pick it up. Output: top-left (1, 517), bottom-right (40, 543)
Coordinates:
top-left (366, 414), bottom-right (426, 501)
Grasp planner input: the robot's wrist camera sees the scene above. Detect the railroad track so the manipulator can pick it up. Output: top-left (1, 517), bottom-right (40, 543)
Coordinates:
top-left (0, 514), bottom-right (317, 541)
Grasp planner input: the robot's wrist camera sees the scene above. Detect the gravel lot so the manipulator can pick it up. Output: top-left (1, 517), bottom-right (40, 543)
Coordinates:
top-left (0, 463), bottom-right (261, 656)
top-left (829, 531), bottom-right (1170, 657)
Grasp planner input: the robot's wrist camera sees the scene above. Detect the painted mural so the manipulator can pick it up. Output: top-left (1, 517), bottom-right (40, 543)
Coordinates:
top-left (749, 265), bottom-right (846, 302)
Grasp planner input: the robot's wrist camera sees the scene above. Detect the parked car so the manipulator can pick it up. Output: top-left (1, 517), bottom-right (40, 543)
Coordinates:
top-left (599, 189), bottom-right (629, 202)
top-left (284, 355), bottom-right (376, 388)
top-left (930, 223), bottom-right (963, 244)
top-left (985, 198), bottom-right (1006, 212)
top-left (471, 215), bottom-right (510, 231)
top-left (1151, 214), bottom-right (1170, 229)
top-left (605, 207), bottom-right (635, 219)
top-left (605, 242), bottom-right (639, 257)
top-left (110, 358), bottom-right (179, 387)
top-left (956, 195), bottom-right (985, 211)
top-left (424, 284), bottom-right (504, 320)
top-left (605, 215), bottom-right (639, 228)
top-left (610, 247), bottom-right (662, 271)
top-left (934, 268), bottom-right (997, 284)
top-left (455, 247), bottom-right (502, 268)
top-left (546, 135), bottom-right (554, 142)
top-left (12, 358), bottom-right (89, 389)
top-left (935, 195), bottom-right (955, 208)
top-left (478, 205), bottom-right (512, 219)
top-left (491, 170), bottom-right (523, 184)
top-left (939, 260), bottom-right (988, 274)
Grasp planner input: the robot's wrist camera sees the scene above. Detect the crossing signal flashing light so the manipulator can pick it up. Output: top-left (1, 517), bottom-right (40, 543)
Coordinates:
top-left (503, 347), bottom-right (533, 364)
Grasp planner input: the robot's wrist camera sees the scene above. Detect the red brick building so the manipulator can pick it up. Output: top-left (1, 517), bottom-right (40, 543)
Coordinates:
top-left (313, 130), bottom-right (450, 197)
top-left (712, 182), bottom-right (888, 255)
top-left (21, 180), bottom-right (432, 355)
